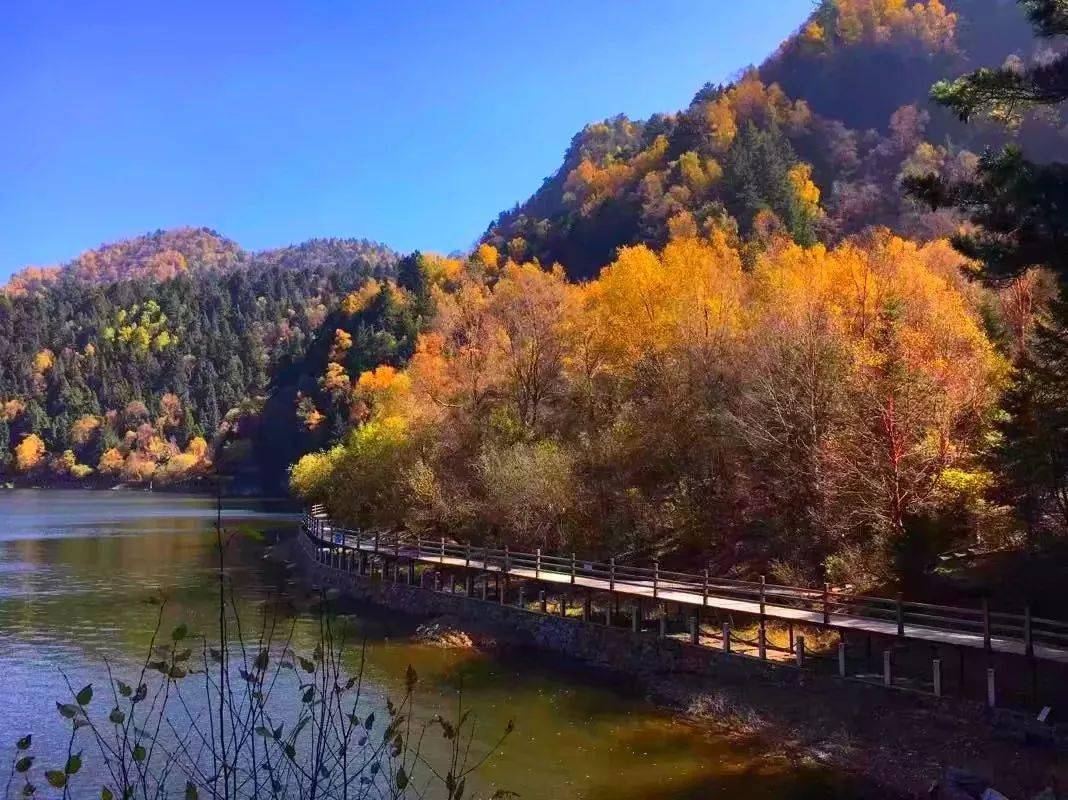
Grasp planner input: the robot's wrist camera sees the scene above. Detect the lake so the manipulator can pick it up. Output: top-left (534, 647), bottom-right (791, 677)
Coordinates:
top-left (0, 489), bottom-right (854, 799)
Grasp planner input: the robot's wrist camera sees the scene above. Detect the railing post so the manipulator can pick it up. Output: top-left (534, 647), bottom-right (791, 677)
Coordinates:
top-left (609, 557), bottom-right (616, 591)
top-left (982, 598), bottom-right (991, 651)
top-left (571, 553), bottom-right (576, 585)
top-left (539, 591), bottom-right (547, 614)
top-left (896, 594), bottom-right (904, 637)
top-left (823, 582), bottom-right (830, 625)
top-left (631, 603), bottom-right (640, 633)
top-left (653, 560), bottom-right (659, 599)
top-left (883, 649), bottom-right (893, 687)
top-left (466, 542), bottom-right (471, 568)
top-left (933, 657), bottom-right (942, 698)
top-left (722, 622), bottom-right (731, 654)
top-left (689, 613), bottom-right (699, 645)
top-left (504, 545), bottom-right (510, 574)
top-left (440, 537), bottom-right (445, 564)
top-left (536, 548), bottom-right (541, 579)
top-left (759, 575), bottom-right (767, 660)
top-left (986, 667), bottom-right (996, 708)
top-left (518, 584), bottom-right (525, 609)
top-left (796, 635), bottom-right (806, 668)
top-left (658, 604), bottom-right (667, 638)
top-left (838, 639), bottom-right (847, 678)
top-left (1025, 605), bottom-right (1033, 658)
top-left (703, 567), bottom-right (709, 606)
top-left (605, 596), bottom-right (612, 626)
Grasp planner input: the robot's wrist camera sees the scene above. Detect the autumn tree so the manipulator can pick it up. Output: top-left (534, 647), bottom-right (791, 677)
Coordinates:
top-left (487, 263), bottom-right (575, 430)
top-left (904, 0), bottom-right (1068, 547)
top-left (14, 433), bottom-right (46, 473)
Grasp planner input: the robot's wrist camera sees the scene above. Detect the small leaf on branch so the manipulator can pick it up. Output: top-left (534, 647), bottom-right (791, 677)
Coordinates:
top-left (44, 771), bottom-right (67, 789)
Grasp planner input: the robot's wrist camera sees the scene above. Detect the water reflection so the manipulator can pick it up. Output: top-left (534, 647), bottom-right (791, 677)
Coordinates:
top-left (0, 490), bottom-right (854, 799)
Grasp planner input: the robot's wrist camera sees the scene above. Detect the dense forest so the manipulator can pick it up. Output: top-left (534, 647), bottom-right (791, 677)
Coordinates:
top-left (0, 229), bottom-right (399, 492)
top-left (4, 0), bottom-right (1068, 593)
top-left (483, 0), bottom-right (1065, 279)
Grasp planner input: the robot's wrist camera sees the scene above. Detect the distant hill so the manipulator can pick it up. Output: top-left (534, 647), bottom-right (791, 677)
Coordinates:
top-left (6, 0), bottom-right (1067, 495)
top-left (483, 0), bottom-right (1068, 279)
top-left (4, 228), bottom-right (398, 295)
top-left (0, 228), bottom-right (398, 491)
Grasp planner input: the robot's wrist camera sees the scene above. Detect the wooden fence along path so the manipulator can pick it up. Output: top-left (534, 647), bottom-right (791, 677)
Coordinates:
top-left (302, 509), bottom-right (1068, 668)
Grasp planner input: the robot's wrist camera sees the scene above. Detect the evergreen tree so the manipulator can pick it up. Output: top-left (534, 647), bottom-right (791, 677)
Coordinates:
top-left (997, 289), bottom-right (1068, 540)
top-left (724, 122), bottom-right (812, 245)
top-left (0, 419), bottom-right (10, 471)
top-left (906, 0), bottom-right (1068, 285)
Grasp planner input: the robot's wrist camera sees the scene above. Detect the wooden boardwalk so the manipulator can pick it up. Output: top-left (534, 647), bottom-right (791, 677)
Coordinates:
top-left (304, 513), bottom-right (1068, 666)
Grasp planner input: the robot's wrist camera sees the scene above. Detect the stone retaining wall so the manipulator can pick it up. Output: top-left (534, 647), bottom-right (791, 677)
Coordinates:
top-left (292, 528), bottom-right (809, 684)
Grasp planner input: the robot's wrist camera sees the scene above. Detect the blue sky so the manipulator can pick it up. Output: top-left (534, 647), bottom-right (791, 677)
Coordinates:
top-left (0, 1), bottom-right (812, 279)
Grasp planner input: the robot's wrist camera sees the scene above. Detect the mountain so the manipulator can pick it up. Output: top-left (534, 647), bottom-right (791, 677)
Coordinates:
top-left (4, 0), bottom-right (1067, 500)
top-left (4, 228), bottom-right (245, 294)
top-left (0, 229), bottom-right (398, 491)
top-left (482, 0), bottom-right (1068, 279)
top-left (4, 228), bottom-right (399, 294)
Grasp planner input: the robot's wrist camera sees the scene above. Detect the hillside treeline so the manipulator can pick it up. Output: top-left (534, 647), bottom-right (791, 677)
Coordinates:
top-left (0, 229), bottom-right (398, 491)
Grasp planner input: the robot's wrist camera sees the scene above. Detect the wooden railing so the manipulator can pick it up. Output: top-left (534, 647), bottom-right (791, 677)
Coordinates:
top-left (301, 511), bottom-right (1068, 660)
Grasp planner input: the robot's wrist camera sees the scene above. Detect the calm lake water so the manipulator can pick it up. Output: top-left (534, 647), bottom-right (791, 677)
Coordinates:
top-left (0, 489), bottom-right (854, 799)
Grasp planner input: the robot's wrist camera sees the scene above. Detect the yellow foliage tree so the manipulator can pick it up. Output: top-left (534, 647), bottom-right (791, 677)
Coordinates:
top-left (2, 399), bottom-right (26, 423)
top-left (14, 433), bottom-right (46, 472)
top-left (321, 361), bottom-right (351, 398)
top-left (830, 0), bottom-right (957, 51)
top-left (329, 329), bottom-right (353, 362)
top-left (70, 415), bottom-right (101, 446)
top-left (341, 280), bottom-right (382, 316)
top-left (52, 449), bottom-right (78, 477)
top-left (122, 452), bottom-right (158, 483)
top-left (98, 447), bottom-right (125, 475)
top-left (474, 244), bottom-right (500, 271)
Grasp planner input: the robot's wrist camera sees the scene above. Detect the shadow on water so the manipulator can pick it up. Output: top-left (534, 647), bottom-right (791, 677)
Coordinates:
top-left (0, 490), bottom-right (866, 800)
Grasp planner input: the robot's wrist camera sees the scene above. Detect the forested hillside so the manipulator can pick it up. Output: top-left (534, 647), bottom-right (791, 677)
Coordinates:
top-left (291, 0), bottom-right (1068, 594)
top-left (4, 0), bottom-right (1068, 594)
top-left (483, 0), bottom-right (1066, 279)
top-left (0, 228), bottom-right (398, 491)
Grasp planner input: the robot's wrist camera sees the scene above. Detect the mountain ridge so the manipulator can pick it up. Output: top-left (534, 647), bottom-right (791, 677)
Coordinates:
top-left (4, 227), bottom-right (398, 295)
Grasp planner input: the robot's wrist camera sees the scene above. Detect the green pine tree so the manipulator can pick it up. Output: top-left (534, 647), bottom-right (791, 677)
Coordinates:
top-left (996, 289), bottom-right (1068, 540)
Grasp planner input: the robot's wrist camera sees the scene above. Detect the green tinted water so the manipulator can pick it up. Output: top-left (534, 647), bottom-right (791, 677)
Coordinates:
top-left (0, 489), bottom-right (855, 799)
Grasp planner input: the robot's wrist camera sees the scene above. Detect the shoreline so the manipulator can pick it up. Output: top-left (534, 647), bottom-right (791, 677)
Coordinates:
top-left (388, 610), bottom-right (1067, 800)
top-left (0, 480), bottom-right (287, 500)
top-left (285, 534), bottom-right (1067, 800)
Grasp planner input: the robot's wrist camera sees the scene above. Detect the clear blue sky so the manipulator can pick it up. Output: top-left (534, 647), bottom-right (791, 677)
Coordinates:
top-left (0, 0), bottom-right (812, 279)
